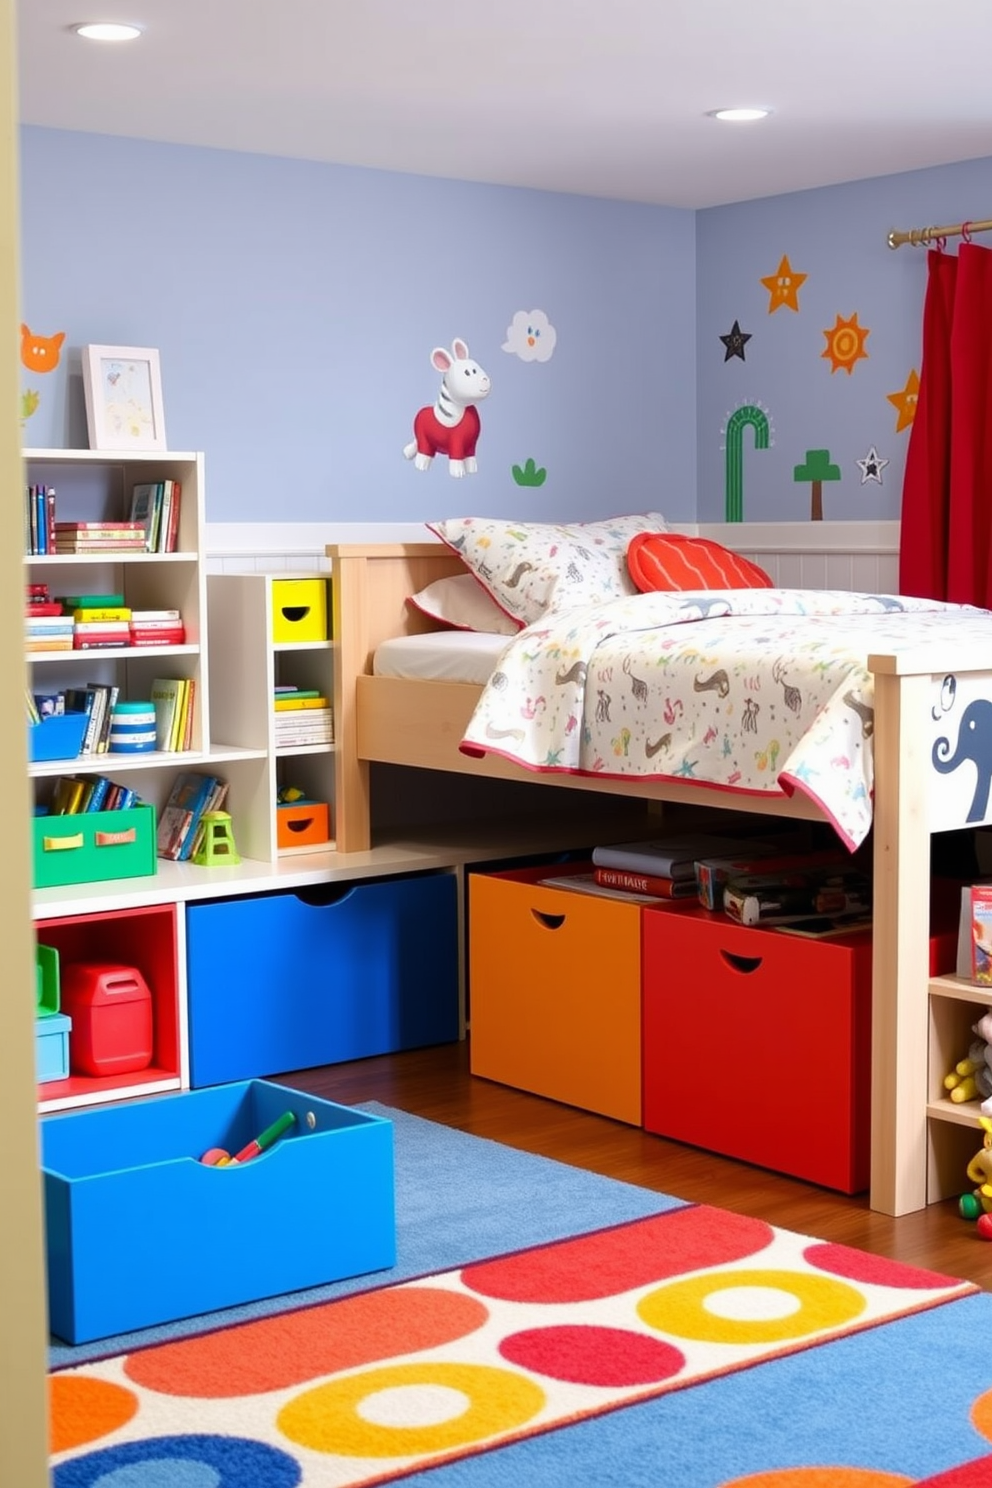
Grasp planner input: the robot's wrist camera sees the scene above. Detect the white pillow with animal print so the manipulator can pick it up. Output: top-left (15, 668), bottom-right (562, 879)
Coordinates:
top-left (426, 512), bottom-right (669, 627)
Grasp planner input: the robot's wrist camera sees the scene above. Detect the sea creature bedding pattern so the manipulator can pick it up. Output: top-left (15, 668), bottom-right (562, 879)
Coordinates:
top-left (459, 589), bottom-right (988, 849)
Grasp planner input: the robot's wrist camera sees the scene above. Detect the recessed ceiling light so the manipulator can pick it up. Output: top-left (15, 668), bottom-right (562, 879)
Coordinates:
top-left (73, 22), bottom-right (143, 42)
top-left (708, 107), bottom-right (771, 123)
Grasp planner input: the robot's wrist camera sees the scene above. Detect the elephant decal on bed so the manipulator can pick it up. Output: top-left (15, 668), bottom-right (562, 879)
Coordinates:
top-left (933, 697), bottom-right (992, 823)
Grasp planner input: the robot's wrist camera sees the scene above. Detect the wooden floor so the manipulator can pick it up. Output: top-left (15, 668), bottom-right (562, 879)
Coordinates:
top-left (281, 1038), bottom-right (992, 1290)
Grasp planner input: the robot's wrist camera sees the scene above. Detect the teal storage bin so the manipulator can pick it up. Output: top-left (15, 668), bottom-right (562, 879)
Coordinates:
top-left (185, 873), bottom-right (459, 1087)
top-left (36, 1011), bottom-right (71, 1083)
top-left (40, 1080), bottom-right (395, 1344)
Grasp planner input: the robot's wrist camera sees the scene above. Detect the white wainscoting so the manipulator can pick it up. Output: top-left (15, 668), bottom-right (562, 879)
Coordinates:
top-left (205, 519), bottom-right (901, 594)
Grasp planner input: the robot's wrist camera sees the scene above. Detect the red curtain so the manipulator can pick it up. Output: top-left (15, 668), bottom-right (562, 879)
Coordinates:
top-left (899, 241), bottom-right (992, 606)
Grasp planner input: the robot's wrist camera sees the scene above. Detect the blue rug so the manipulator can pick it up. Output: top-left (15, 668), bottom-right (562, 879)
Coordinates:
top-left (49, 1105), bottom-right (992, 1486)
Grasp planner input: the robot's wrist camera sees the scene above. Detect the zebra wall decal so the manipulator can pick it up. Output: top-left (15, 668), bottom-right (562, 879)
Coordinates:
top-left (403, 338), bottom-right (491, 477)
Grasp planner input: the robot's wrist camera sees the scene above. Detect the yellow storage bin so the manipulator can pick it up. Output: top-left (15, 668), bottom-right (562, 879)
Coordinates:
top-left (272, 578), bottom-right (328, 643)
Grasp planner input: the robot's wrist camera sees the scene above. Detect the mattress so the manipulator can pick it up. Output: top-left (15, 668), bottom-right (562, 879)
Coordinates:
top-left (373, 630), bottom-right (507, 686)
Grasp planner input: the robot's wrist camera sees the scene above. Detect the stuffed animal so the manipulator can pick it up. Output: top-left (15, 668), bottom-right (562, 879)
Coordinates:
top-left (944, 1037), bottom-right (992, 1103)
top-left (965, 1115), bottom-right (992, 1215)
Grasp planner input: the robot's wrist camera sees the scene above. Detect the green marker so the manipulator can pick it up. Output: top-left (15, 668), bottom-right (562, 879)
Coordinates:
top-left (229, 1110), bottom-right (296, 1164)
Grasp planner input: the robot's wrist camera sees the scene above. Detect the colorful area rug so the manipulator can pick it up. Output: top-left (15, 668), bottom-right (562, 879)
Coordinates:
top-left (49, 1201), bottom-right (985, 1487)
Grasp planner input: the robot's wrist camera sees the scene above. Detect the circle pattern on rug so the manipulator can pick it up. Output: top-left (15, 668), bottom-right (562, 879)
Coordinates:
top-left (499, 1323), bottom-right (686, 1386)
top-left (277, 1361), bottom-right (545, 1457)
top-left (462, 1207), bottom-right (774, 1305)
top-left (637, 1268), bottom-right (865, 1343)
top-left (717, 1470), bottom-right (912, 1487)
top-left (50, 1375), bottom-right (139, 1454)
top-left (50, 1435), bottom-right (301, 1487)
top-left (970, 1384), bottom-right (992, 1443)
top-left (803, 1241), bottom-right (962, 1291)
top-left (124, 1287), bottom-right (488, 1399)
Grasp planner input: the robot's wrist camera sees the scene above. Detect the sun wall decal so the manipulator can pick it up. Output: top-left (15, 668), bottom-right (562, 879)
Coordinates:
top-left (822, 313), bottom-right (870, 375)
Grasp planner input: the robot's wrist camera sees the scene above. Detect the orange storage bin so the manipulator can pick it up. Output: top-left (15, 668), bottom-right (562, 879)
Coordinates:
top-left (59, 962), bottom-right (154, 1078)
top-left (468, 863), bottom-right (641, 1124)
top-left (277, 800), bottom-right (331, 850)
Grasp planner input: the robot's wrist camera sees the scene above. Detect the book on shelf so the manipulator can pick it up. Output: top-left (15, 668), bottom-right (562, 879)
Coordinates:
top-left (50, 775), bottom-right (87, 815)
top-left (129, 482), bottom-right (160, 550)
top-left (129, 628), bottom-right (186, 647)
top-left (185, 778), bottom-right (229, 862)
top-left (131, 609), bottom-right (181, 624)
top-left (57, 593), bottom-right (125, 610)
top-left (63, 686), bottom-right (99, 754)
top-left (33, 692), bottom-right (65, 717)
top-left (592, 866), bottom-right (698, 899)
top-left (150, 676), bottom-right (186, 751)
top-left (537, 872), bottom-right (671, 906)
top-left (957, 883), bottom-right (992, 984)
top-left (274, 695), bottom-right (329, 711)
top-left (590, 833), bottom-right (756, 881)
top-left (156, 771), bottom-right (221, 861)
top-left (72, 607), bottom-right (132, 623)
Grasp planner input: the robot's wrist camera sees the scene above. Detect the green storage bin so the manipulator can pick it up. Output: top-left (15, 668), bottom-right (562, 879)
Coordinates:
top-left (36, 942), bottom-right (60, 1015)
top-left (32, 804), bottom-right (157, 890)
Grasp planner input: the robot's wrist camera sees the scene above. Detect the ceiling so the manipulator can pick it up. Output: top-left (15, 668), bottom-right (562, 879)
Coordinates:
top-left (15, 0), bottom-right (992, 210)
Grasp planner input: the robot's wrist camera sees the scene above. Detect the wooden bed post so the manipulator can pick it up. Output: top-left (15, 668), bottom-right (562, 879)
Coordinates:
top-left (869, 668), bottom-right (933, 1216)
top-left (330, 547), bottom-right (373, 853)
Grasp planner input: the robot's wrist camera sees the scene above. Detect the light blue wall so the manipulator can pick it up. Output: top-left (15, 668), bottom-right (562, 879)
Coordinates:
top-left (696, 154), bottom-right (992, 523)
top-left (18, 127), bottom-right (697, 526)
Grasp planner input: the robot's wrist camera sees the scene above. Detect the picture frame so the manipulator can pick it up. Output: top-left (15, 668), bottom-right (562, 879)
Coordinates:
top-left (81, 344), bottom-right (167, 452)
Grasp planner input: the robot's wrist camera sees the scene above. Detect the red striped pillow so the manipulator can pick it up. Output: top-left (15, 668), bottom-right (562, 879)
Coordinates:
top-left (627, 532), bottom-right (773, 592)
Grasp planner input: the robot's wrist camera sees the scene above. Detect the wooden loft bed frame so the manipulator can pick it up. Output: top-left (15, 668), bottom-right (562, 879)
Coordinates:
top-left (328, 540), bottom-right (988, 1221)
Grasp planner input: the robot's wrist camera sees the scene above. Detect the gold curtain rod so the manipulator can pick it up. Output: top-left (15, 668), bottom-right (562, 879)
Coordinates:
top-left (887, 217), bottom-right (992, 249)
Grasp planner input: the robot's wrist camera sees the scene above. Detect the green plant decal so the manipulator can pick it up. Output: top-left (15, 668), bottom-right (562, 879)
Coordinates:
top-left (723, 404), bottom-right (770, 521)
top-left (793, 448), bottom-right (841, 521)
top-left (20, 387), bottom-right (39, 424)
top-left (511, 457), bottom-right (547, 487)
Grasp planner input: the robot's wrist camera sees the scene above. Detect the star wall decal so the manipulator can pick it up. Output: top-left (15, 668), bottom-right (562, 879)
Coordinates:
top-left (887, 369), bottom-right (920, 432)
top-left (760, 254), bottom-right (807, 313)
top-left (719, 319), bottom-right (751, 362)
top-left (856, 445), bottom-right (889, 484)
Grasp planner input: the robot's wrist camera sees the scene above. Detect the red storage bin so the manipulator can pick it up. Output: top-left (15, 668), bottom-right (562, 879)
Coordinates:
top-left (59, 962), bottom-right (154, 1077)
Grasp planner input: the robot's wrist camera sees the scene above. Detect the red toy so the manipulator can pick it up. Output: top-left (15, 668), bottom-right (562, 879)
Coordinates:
top-left (403, 339), bottom-right (491, 477)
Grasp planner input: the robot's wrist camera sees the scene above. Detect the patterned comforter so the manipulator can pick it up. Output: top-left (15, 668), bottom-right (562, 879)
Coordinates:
top-left (459, 589), bottom-right (989, 849)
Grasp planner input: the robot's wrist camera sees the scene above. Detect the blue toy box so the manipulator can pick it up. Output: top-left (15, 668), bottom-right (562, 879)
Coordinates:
top-left (40, 1079), bottom-right (395, 1344)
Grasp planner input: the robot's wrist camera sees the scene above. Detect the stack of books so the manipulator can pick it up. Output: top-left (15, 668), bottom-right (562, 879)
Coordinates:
top-left (53, 521), bottom-right (147, 554)
top-left (274, 687), bottom-right (333, 747)
top-left (129, 609), bottom-right (185, 646)
top-left (156, 770), bottom-right (228, 861)
top-left (26, 613), bottom-right (74, 652)
top-left (71, 601), bottom-right (133, 651)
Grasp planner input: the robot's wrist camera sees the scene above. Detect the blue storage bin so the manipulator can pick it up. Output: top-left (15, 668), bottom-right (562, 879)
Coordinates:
top-left (36, 1011), bottom-right (71, 1082)
top-left (185, 872), bottom-right (459, 1087)
top-left (40, 1079), bottom-right (395, 1344)
top-left (27, 711), bottom-right (88, 763)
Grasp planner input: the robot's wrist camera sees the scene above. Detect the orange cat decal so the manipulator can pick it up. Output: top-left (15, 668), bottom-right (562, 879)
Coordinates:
top-left (20, 323), bottom-right (65, 373)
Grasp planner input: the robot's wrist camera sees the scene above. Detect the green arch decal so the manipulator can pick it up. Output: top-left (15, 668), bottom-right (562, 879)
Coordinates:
top-left (724, 404), bottom-right (770, 522)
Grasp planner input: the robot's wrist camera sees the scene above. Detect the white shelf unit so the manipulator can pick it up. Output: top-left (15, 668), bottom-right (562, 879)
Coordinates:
top-left (927, 969), bottom-right (992, 1201)
top-left (206, 571), bottom-right (335, 861)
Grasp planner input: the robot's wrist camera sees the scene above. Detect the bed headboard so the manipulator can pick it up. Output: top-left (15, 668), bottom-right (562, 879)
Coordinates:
top-left (328, 542), bottom-right (467, 849)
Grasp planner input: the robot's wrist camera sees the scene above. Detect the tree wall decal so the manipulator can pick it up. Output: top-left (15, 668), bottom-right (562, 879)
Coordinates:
top-left (793, 448), bottom-right (841, 521)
